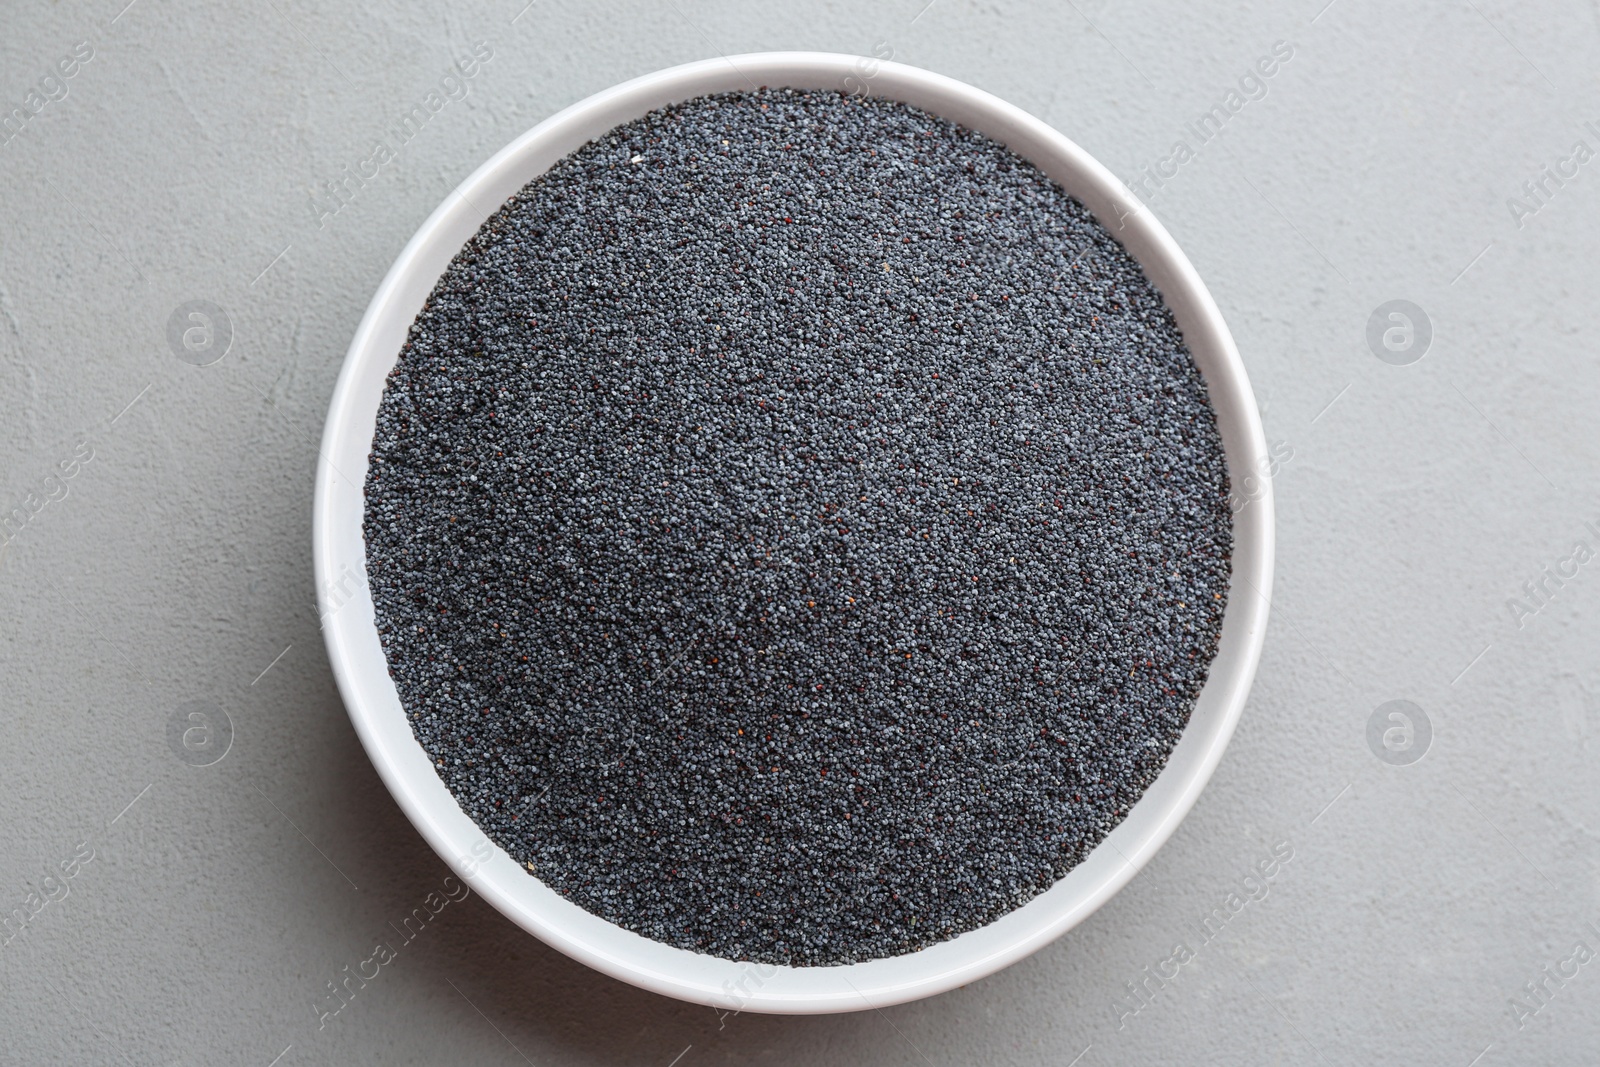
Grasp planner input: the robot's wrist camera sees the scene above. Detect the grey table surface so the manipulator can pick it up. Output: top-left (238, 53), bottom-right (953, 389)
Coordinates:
top-left (3, 0), bottom-right (1598, 1063)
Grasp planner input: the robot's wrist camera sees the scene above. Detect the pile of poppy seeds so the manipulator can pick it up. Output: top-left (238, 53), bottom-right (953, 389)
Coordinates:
top-left (365, 88), bottom-right (1232, 966)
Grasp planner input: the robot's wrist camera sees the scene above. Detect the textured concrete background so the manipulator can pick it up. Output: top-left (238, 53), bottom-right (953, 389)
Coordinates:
top-left (2, 0), bottom-right (1598, 1063)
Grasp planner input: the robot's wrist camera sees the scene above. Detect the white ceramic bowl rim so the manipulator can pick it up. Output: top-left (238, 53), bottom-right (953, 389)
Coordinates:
top-left (314, 51), bottom-right (1274, 1015)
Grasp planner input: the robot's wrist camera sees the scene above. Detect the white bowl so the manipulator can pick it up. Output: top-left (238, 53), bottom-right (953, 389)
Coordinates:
top-left (314, 51), bottom-right (1273, 1014)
